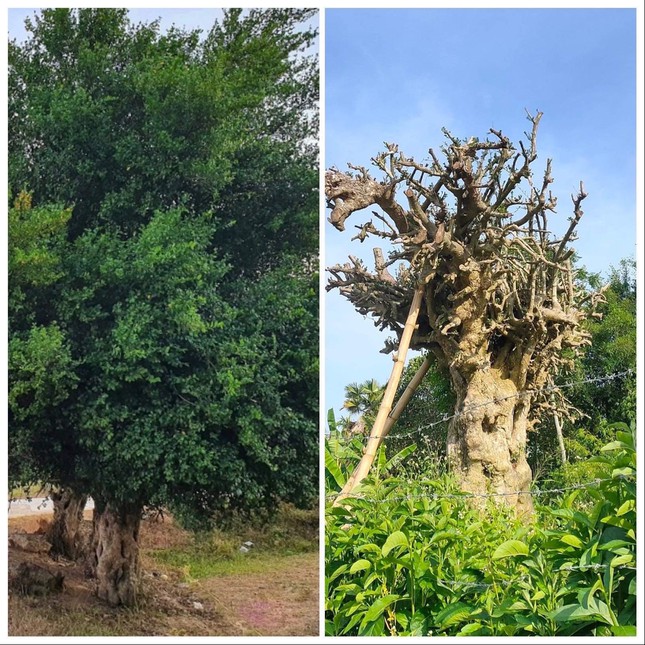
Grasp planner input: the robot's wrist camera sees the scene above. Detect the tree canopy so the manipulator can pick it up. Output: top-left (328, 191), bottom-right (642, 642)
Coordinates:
top-left (9, 8), bottom-right (319, 528)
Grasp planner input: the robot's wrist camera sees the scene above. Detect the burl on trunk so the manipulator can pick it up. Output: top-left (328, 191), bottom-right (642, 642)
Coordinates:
top-left (326, 113), bottom-right (603, 512)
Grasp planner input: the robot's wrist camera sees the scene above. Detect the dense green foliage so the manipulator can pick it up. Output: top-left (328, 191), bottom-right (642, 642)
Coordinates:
top-left (9, 8), bottom-right (317, 251)
top-left (9, 8), bottom-right (318, 524)
top-left (325, 425), bottom-right (636, 636)
top-left (8, 193), bottom-right (76, 488)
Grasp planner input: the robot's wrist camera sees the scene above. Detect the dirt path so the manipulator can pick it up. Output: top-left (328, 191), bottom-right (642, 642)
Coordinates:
top-left (194, 553), bottom-right (319, 636)
top-left (8, 513), bottom-right (319, 637)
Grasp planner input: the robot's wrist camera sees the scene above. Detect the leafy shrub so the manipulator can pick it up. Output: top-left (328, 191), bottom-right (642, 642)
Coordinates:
top-left (325, 424), bottom-right (636, 636)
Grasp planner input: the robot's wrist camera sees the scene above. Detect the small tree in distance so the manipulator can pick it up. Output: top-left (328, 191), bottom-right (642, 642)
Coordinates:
top-left (326, 112), bottom-right (604, 514)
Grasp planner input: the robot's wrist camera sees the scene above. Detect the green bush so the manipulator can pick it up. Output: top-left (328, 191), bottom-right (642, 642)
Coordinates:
top-left (325, 424), bottom-right (636, 636)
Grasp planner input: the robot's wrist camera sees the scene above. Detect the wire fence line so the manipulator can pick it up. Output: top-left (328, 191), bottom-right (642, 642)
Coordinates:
top-left (331, 369), bottom-right (634, 444)
top-left (325, 474), bottom-right (635, 503)
top-left (433, 562), bottom-right (637, 591)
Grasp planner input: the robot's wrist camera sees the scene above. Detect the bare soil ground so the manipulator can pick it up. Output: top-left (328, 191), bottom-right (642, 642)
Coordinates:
top-left (8, 510), bottom-right (319, 637)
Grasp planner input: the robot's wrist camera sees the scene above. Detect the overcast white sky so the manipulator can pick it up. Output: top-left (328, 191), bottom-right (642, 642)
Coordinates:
top-left (325, 7), bottom-right (639, 419)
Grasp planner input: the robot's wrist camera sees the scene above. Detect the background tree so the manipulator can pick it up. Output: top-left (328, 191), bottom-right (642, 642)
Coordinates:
top-left (388, 355), bottom-right (454, 464)
top-left (339, 379), bottom-right (384, 437)
top-left (9, 8), bottom-right (318, 247)
top-left (8, 8), bottom-right (318, 606)
top-left (527, 258), bottom-right (636, 478)
top-left (8, 192), bottom-right (75, 491)
top-left (326, 113), bottom-right (603, 513)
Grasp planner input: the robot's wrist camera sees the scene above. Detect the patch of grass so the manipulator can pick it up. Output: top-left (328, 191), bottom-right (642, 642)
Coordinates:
top-left (208, 503), bottom-right (318, 554)
top-left (9, 597), bottom-right (162, 637)
top-left (147, 503), bottom-right (317, 581)
top-left (150, 545), bottom-right (305, 580)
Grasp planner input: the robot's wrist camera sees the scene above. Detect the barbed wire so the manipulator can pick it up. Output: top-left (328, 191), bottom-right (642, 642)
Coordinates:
top-left (325, 473), bottom-right (635, 503)
top-left (354, 369), bottom-right (634, 443)
top-left (345, 372), bottom-right (631, 444)
top-left (560, 563), bottom-right (637, 573)
top-left (427, 562), bottom-right (637, 591)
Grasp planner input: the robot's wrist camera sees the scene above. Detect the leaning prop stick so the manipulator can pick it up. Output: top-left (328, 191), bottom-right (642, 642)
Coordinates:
top-left (334, 285), bottom-right (425, 505)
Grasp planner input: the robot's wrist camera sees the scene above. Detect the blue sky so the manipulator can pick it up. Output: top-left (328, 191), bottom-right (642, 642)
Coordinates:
top-left (325, 8), bottom-right (638, 420)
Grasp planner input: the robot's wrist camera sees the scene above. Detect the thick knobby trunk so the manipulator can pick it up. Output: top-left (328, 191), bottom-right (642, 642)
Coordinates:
top-left (91, 500), bottom-right (142, 606)
top-left (446, 368), bottom-right (533, 515)
top-left (49, 488), bottom-right (88, 559)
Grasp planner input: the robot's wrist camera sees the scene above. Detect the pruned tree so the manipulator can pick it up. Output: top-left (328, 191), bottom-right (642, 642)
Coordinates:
top-left (326, 112), bottom-right (603, 514)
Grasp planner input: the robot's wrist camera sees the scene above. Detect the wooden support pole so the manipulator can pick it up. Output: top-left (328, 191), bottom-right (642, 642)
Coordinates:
top-left (334, 286), bottom-right (425, 505)
top-left (382, 356), bottom-right (431, 436)
top-left (554, 412), bottom-right (567, 465)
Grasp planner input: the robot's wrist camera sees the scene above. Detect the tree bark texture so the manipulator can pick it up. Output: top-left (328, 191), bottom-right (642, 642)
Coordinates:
top-left (48, 487), bottom-right (88, 560)
top-left (446, 368), bottom-right (533, 515)
top-left (91, 499), bottom-right (142, 607)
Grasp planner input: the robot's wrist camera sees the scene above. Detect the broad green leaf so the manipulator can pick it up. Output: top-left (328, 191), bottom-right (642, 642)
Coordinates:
top-left (601, 515), bottom-right (631, 529)
top-left (492, 539), bottom-right (529, 560)
top-left (328, 564), bottom-right (349, 583)
top-left (363, 594), bottom-right (401, 622)
top-left (598, 539), bottom-right (633, 552)
top-left (458, 622), bottom-right (482, 635)
top-left (615, 430), bottom-right (634, 447)
top-left (550, 603), bottom-right (598, 622)
top-left (409, 611), bottom-right (427, 636)
top-left (359, 615), bottom-right (385, 636)
top-left (341, 612), bottom-right (365, 634)
top-left (615, 499), bottom-right (635, 516)
top-left (435, 602), bottom-right (473, 628)
top-left (385, 443), bottom-right (417, 470)
top-left (610, 553), bottom-right (634, 568)
top-left (327, 408), bottom-right (337, 431)
top-left (325, 447), bottom-right (346, 489)
top-left (349, 559), bottom-right (371, 574)
top-left (611, 626), bottom-right (636, 636)
top-left (382, 530), bottom-right (408, 557)
top-left (561, 534), bottom-right (584, 548)
top-left (601, 440), bottom-right (629, 452)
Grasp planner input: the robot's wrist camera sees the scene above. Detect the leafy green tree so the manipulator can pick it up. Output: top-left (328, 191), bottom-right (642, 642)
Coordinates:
top-left (8, 192), bottom-right (75, 490)
top-left (9, 7), bottom-right (318, 251)
top-left (388, 355), bottom-right (454, 468)
top-left (8, 8), bottom-right (318, 606)
top-left (340, 379), bottom-right (384, 436)
top-left (574, 259), bottom-right (636, 426)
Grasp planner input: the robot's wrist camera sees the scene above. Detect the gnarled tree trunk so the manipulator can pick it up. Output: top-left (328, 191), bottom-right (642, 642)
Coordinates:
top-left (49, 487), bottom-right (88, 559)
top-left (90, 498), bottom-right (142, 606)
top-left (447, 369), bottom-right (533, 514)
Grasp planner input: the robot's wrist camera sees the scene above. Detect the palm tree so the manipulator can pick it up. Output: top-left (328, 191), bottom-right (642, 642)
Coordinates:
top-left (341, 379), bottom-right (384, 436)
